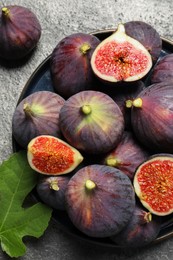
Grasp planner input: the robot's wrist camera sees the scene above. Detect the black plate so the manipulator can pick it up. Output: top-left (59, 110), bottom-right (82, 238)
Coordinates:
top-left (12, 30), bottom-right (173, 248)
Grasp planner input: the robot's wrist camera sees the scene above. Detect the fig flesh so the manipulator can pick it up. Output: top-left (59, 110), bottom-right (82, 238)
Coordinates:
top-left (134, 154), bottom-right (173, 216)
top-left (103, 131), bottom-right (150, 180)
top-left (59, 90), bottom-right (124, 154)
top-left (36, 175), bottom-right (70, 210)
top-left (130, 82), bottom-right (173, 153)
top-left (91, 24), bottom-right (152, 83)
top-left (50, 33), bottom-right (100, 98)
top-left (151, 54), bottom-right (173, 84)
top-left (65, 164), bottom-right (135, 237)
top-left (124, 21), bottom-right (162, 62)
top-left (0, 5), bottom-right (41, 60)
top-left (27, 135), bottom-right (83, 175)
top-left (12, 91), bottom-right (65, 148)
top-left (111, 205), bottom-right (161, 247)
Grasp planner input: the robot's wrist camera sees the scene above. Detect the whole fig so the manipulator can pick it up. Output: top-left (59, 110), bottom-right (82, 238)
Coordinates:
top-left (0, 5), bottom-right (41, 60)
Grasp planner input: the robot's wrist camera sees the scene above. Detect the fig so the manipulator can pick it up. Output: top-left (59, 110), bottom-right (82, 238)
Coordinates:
top-left (124, 21), bottom-right (162, 62)
top-left (59, 90), bottom-right (124, 154)
top-left (65, 164), bottom-right (135, 237)
top-left (36, 175), bottom-right (70, 210)
top-left (50, 33), bottom-right (100, 98)
top-left (111, 80), bottom-right (145, 129)
top-left (133, 154), bottom-right (173, 216)
top-left (111, 205), bottom-right (161, 247)
top-left (91, 24), bottom-right (152, 84)
top-left (0, 5), bottom-right (41, 60)
top-left (130, 82), bottom-right (173, 153)
top-left (151, 54), bottom-right (173, 84)
top-left (27, 135), bottom-right (84, 175)
top-left (103, 131), bottom-right (150, 180)
top-left (12, 91), bottom-right (65, 149)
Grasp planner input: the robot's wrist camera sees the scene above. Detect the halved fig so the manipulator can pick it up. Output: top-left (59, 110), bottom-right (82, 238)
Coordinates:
top-left (103, 131), bottom-right (150, 180)
top-left (130, 82), bottom-right (173, 153)
top-left (0, 5), bottom-right (41, 60)
top-left (111, 204), bottom-right (161, 247)
top-left (91, 24), bottom-right (152, 83)
top-left (134, 154), bottom-right (173, 216)
top-left (12, 91), bottom-right (65, 148)
top-left (124, 21), bottom-right (162, 62)
top-left (50, 33), bottom-right (100, 98)
top-left (27, 135), bottom-right (83, 175)
top-left (65, 164), bottom-right (135, 237)
top-left (151, 54), bottom-right (173, 83)
top-left (36, 175), bottom-right (70, 210)
top-left (59, 90), bottom-right (124, 154)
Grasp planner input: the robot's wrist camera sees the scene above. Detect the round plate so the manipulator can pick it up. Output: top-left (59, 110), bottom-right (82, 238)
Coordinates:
top-left (12, 30), bottom-right (173, 247)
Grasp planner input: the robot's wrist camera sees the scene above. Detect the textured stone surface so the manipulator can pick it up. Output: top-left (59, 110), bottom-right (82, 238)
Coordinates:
top-left (1, 0), bottom-right (173, 259)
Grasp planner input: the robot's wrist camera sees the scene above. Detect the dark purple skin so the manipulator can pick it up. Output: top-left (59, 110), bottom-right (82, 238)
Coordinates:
top-left (124, 21), bottom-right (162, 62)
top-left (12, 91), bottom-right (65, 148)
top-left (59, 90), bottom-right (125, 154)
top-left (103, 131), bottom-right (150, 180)
top-left (111, 205), bottom-right (161, 247)
top-left (0, 5), bottom-right (41, 60)
top-left (151, 54), bottom-right (173, 84)
top-left (111, 81), bottom-right (145, 130)
top-left (131, 82), bottom-right (173, 153)
top-left (50, 33), bottom-right (100, 98)
top-left (36, 175), bottom-right (70, 210)
top-left (65, 164), bottom-right (136, 238)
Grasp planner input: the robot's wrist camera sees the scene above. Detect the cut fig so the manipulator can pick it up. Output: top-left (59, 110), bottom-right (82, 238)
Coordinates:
top-left (50, 33), bottom-right (100, 98)
top-left (134, 154), bottom-right (173, 216)
top-left (124, 21), bottom-right (162, 62)
top-left (103, 131), bottom-right (150, 180)
top-left (59, 90), bottom-right (124, 154)
top-left (27, 135), bottom-right (83, 175)
top-left (151, 54), bottom-right (173, 84)
top-left (65, 164), bottom-right (135, 237)
top-left (0, 5), bottom-right (41, 60)
top-left (111, 204), bottom-right (161, 247)
top-left (36, 175), bottom-right (70, 210)
top-left (130, 82), bottom-right (173, 152)
top-left (91, 24), bottom-right (152, 83)
top-left (12, 91), bottom-right (65, 148)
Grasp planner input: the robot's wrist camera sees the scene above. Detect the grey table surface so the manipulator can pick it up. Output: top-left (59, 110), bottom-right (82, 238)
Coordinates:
top-left (1, 0), bottom-right (173, 259)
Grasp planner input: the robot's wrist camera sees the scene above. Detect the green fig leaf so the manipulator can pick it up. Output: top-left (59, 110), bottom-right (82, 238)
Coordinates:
top-left (0, 151), bottom-right (52, 258)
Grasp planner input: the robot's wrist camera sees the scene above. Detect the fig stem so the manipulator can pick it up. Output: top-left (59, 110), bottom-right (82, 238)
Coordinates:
top-left (144, 212), bottom-right (152, 223)
top-left (125, 100), bottom-right (133, 108)
top-left (132, 98), bottom-right (143, 108)
top-left (106, 158), bottom-right (118, 167)
top-left (23, 103), bottom-right (35, 117)
top-left (81, 104), bottom-right (92, 115)
top-left (80, 43), bottom-right (91, 55)
top-left (50, 180), bottom-right (59, 191)
top-left (2, 7), bottom-right (10, 16)
top-left (85, 179), bottom-right (96, 190)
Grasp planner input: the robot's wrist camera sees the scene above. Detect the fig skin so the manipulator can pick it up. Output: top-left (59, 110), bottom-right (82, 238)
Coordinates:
top-left (134, 154), bottom-right (173, 216)
top-left (27, 135), bottom-right (84, 176)
top-left (130, 82), bottom-right (173, 153)
top-left (36, 175), bottom-right (70, 210)
top-left (50, 33), bottom-right (100, 98)
top-left (0, 5), bottom-right (41, 60)
top-left (59, 90), bottom-right (125, 154)
top-left (151, 54), bottom-right (173, 84)
top-left (65, 164), bottom-right (136, 238)
top-left (91, 24), bottom-right (152, 84)
top-left (12, 91), bottom-right (65, 149)
top-left (103, 131), bottom-right (150, 180)
top-left (124, 21), bottom-right (162, 62)
top-left (111, 205), bottom-right (161, 247)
